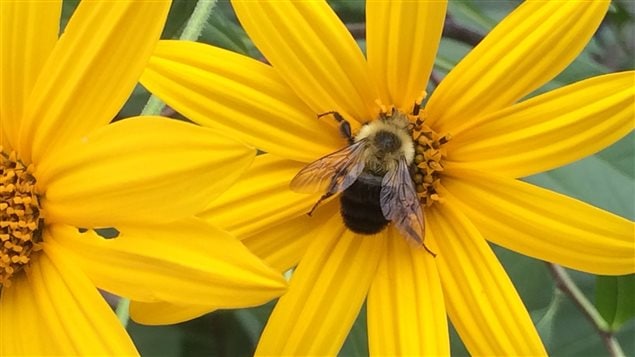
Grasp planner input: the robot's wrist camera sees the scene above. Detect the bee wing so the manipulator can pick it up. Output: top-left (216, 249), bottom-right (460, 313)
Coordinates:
top-left (380, 157), bottom-right (425, 245)
top-left (290, 140), bottom-right (367, 194)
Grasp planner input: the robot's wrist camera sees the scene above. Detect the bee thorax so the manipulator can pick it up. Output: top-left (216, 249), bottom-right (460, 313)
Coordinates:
top-left (355, 116), bottom-right (415, 166)
top-left (374, 131), bottom-right (401, 154)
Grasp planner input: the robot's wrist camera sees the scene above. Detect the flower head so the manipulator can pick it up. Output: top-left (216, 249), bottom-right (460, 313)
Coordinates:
top-left (0, 1), bottom-right (286, 354)
top-left (140, 0), bottom-right (634, 355)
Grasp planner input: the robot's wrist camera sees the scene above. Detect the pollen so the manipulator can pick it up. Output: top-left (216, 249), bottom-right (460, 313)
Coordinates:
top-left (1, 148), bottom-right (43, 287)
top-left (408, 107), bottom-right (450, 207)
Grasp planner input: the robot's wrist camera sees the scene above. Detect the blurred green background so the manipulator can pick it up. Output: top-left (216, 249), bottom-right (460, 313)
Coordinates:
top-left (62, 0), bottom-right (634, 355)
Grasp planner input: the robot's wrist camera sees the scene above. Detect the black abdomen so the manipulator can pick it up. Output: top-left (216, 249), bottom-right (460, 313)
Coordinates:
top-left (340, 174), bottom-right (389, 234)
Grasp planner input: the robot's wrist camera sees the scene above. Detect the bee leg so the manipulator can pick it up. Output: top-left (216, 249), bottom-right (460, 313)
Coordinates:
top-left (317, 111), bottom-right (354, 144)
top-left (339, 120), bottom-right (353, 144)
top-left (422, 241), bottom-right (437, 257)
top-left (308, 191), bottom-right (334, 217)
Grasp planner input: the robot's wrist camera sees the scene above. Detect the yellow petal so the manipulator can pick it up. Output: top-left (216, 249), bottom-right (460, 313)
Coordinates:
top-left (20, 0), bottom-right (171, 164)
top-left (367, 227), bottom-right (449, 356)
top-left (231, 0), bottom-right (376, 122)
top-left (427, 0), bottom-right (610, 133)
top-left (142, 40), bottom-right (342, 162)
top-left (366, 0), bottom-right (446, 110)
top-left (427, 202), bottom-right (547, 356)
top-left (256, 217), bottom-right (385, 355)
top-left (130, 301), bottom-right (216, 326)
top-left (36, 117), bottom-right (254, 228)
top-left (242, 199), bottom-right (339, 273)
top-left (442, 170), bottom-right (635, 275)
top-left (201, 154), bottom-right (318, 238)
top-left (447, 72), bottom-right (635, 178)
top-left (0, 0), bottom-right (61, 151)
top-left (47, 219), bottom-right (286, 307)
top-left (6, 240), bottom-right (137, 355)
top-left (1, 130), bottom-right (11, 154)
top-left (1, 271), bottom-right (61, 355)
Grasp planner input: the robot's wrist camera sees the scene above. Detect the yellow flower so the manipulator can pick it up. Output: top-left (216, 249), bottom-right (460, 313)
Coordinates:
top-left (0, 1), bottom-right (286, 355)
top-left (140, 0), bottom-right (634, 355)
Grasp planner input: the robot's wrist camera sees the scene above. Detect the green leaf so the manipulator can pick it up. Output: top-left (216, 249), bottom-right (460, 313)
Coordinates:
top-left (60, 0), bottom-right (80, 31)
top-left (533, 289), bottom-right (567, 348)
top-left (339, 303), bottom-right (368, 357)
top-left (447, 0), bottom-right (519, 34)
top-left (128, 321), bottom-right (184, 357)
top-left (544, 270), bottom-right (613, 357)
top-left (434, 38), bottom-right (473, 74)
top-left (595, 132), bottom-right (635, 180)
top-left (596, 275), bottom-right (635, 330)
top-left (328, 0), bottom-right (365, 23)
top-left (200, 9), bottom-right (259, 57)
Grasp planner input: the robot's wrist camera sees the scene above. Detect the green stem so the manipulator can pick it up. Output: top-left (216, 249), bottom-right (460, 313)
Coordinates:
top-left (142, 0), bottom-right (217, 116)
top-left (141, 95), bottom-right (166, 116)
top-left (180, 0), bottom-right (217, 41)
top-left (115, 297), bottom-right (131, 328)
top-left (547, 264), bottom-right (625, 357)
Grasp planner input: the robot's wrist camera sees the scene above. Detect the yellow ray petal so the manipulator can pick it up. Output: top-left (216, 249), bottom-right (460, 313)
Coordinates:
top-left (1, 130), bottom-right (11, 153)
top-left (27, 241), bottom-right (136, 355)
top-left (201, 154), bottom-right (318, 238)
top-left (442, 170), bottom-right (635, 275)
top-left (142, 40), bottom-right (342, 162)
top-left (231, 0), bottom-right (376, 122)
top-left (130, 301), bottom-right (216, 326)
top-left (366, 0), bottom-right (446, 110)
top-left (447, 72), bottom-right (635, 178)
top-left (20, 0), bottom-right (171, 164)
top-left (1, 129), bottom-right (11, 154)
top-left (1, 272), bottom-right (61, 355)
top-left (0, 0), bottom-right (61, 151)
top-left (427, 0), bottom-right (610, 133)
top-left (36, 117), bottom-right (254, 227)
top-left (367, 227), bottom-right (449, 356)
top-left (427, 202), bottom-right (547, 356)
top-left (242, 199), bottom-right (339, 273)
top-left (47, 219), bottom-right (286, 307)
top-left (256, 217), bottom-right (385, 355)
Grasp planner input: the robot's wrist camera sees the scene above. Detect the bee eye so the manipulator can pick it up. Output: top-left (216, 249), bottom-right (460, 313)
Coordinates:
top-left (374, 131), bottom-right (401, 153)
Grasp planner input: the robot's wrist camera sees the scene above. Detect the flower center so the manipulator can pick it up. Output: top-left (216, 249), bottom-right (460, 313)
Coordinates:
top-left (1, 149), bottom-right (43, 287)
top-left (408, 108), bottom-right (450, 207)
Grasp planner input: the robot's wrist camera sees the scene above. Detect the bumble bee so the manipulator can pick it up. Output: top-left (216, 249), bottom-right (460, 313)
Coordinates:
top-left (291, 108), bottom-right (435, 256)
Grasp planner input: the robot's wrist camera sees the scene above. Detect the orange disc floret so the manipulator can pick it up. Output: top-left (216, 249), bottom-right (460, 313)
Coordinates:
top-left (1, 149), bottom-right (43, 287)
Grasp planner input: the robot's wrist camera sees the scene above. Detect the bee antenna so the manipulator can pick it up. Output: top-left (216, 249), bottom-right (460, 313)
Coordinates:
top-left (307, 192), bottom-right (334, 216)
